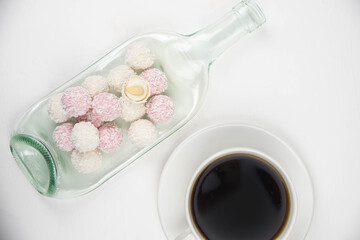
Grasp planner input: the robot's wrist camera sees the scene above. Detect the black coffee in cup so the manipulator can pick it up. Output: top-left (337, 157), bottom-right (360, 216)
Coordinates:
top-left (190, 153), bottom-right (290, 240)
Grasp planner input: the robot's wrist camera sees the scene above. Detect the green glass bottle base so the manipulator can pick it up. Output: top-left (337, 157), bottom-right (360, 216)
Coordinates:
top-left (10, 134), bottom-right (57, 196)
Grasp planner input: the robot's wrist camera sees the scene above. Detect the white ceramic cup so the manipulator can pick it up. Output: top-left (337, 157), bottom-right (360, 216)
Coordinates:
top-left (176, 147), bottom-right (297, 240)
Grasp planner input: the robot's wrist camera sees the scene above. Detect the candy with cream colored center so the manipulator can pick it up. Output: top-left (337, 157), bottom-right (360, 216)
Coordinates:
top-left (122, 76), bottom-right (150, 103)
top-left (71, 149), bottom-right (102, 174)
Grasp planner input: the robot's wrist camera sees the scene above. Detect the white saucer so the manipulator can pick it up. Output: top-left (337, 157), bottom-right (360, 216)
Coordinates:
top-left (158, 123), bottom-right (314, 240)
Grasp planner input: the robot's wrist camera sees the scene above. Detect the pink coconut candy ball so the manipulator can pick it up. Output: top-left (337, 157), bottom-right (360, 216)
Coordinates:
top-left (140, 68), bottom-right (167, 96)
top-left (53, 123), bottom-right (74, 151)
top-left (77, 110), bottom-right (104, 128)
top-left (98, 123), bottom-right (122, 153)
top-left (92, 93), bottom-right (121, 122)
top-left (61, 86), bottom-right (91, 117)
top-left (146, 95), bottom-right (174, 123)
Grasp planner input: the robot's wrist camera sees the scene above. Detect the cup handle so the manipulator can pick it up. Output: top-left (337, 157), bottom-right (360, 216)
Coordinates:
top-left (175, 228), bottom-right (196, 240)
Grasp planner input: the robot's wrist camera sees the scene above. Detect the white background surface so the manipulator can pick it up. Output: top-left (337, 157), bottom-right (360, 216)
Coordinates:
top-left (1, 0), bottom-right (360, 239)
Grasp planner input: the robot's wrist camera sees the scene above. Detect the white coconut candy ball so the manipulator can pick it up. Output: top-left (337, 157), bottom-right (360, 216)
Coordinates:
top-left (107, 65), bottom-right (136, 92)
top-left (71, 149), bottom-right (102, 174)
top-left (128, 119), bottom-right (158, 148)
top-left (81, 75), bottom-right (109, 97)
top-left (125, 43), bottom-right (154, 70)
top-left (71, 122), bottom-right (99, 152)
top-left (48, 93), bottom-right (70, 123)
top-left (119, 97), bottom-right (146, 122)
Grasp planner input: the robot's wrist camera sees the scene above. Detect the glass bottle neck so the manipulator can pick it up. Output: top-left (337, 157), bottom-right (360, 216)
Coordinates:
top-left (188, 0), bottom-right (265, 64)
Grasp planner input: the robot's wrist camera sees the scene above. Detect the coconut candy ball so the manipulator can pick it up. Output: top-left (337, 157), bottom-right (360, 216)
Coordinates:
top-left (48, 93), bottom-right (70, 123)
top-left (98, 123), bottom-right (122, 153)
top-left (125, 43), bottom-right (154, 70)
top-left (128, 119), bottom-right (158, 148)
top-left (53, 123), bottom-right (74, 151)
top-left (122, 76), bottom-right (150, 104)
top-left (140, 68), bottom-right (167, 96)
top-left (146, 95), bottom-right (174, 123)
top-left (118, 97), bottom-right (146, 122)
top-left (92, 93), bottom-right (121, 122)
top-left (61, 86), bottom-right (91, 117)
top-left (81, 75), bottom-right (109, 97)
top-left (77, 110), bottom-right (104, 128)
top-left (71, 122), bottom-right (99, 152)
top-left (71, 149), bottom-right (102, 174)
top-left (107, 65), bottom-right (136, 92)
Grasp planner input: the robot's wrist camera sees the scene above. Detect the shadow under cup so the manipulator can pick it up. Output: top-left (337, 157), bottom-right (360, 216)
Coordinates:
top-left (187, 150), bottom-right (295, 240)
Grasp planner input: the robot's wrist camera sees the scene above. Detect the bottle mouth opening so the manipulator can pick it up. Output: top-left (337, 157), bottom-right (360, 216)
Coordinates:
top-left (10, 134), bottom-right (57, 196)
top-left (233, 0), bottom-right (266, 32)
